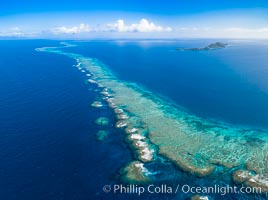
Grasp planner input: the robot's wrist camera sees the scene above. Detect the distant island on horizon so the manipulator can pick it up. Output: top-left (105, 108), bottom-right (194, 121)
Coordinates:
top-left (177, 42), bottom-right (228, 51)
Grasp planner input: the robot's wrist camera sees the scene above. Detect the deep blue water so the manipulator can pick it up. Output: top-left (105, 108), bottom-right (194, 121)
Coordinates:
top-left (1, 40), bottom-right (268, 200)
top-left (66, 40), bottom-right (268, 129)
top-left (0, 40), bottom-right (132, 200)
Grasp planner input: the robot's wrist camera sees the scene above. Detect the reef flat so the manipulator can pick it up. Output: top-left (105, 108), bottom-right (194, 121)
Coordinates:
top-left (36, 43), bottom-right (268, 193)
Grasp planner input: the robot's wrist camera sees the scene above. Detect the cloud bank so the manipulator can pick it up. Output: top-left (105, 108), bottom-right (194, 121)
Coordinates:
top-left (106, 18), bottom-right (172, 32)
top-left (0, 27), bottom-right (25, 37)
top-left (49, 19), bottom-right (172, 35)
top-left (1, 18), bottom-right (268, 39)
top-left (176, 27), bottom-right (268, 38)
top-left (51, 23), bottom-right (91, 34)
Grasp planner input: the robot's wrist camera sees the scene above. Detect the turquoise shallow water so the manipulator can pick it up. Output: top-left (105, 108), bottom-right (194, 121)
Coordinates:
top-left (37, 40), bottom-right (268, 199)
top-left (64, 40), bottom-right (268, 129)
top-left (1, 40), bottom-right (267, 200)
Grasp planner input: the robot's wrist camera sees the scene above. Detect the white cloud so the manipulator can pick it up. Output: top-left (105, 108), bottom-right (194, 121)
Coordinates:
top-left (0, 27), bottom-right (25, 37)
top-left (223, 27), bottom-right (268, 32)
top-left (48, 19), bottom-right (172, 36)
top-left (178, 27), bottom-right (200, 31)
top-left (10, 27), bottom-right (21, 32)
top-left (51, 23), bottom-right (91, 34)
top-left (2, 22), bottom-right (268, 39)
top-left (176, 26), bottom-right (268, 38)
top-left (257, 28), bottom-right (268, 32)
top-left (220, 27), bottom-right (268, 38)
top-left (106, 18), bottom-right (172, 32)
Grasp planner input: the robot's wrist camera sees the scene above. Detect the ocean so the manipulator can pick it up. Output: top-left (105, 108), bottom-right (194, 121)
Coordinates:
top-left (65, 40), bottom-right (268, 129)
top-left (0, 39), bottom-right (268, 200)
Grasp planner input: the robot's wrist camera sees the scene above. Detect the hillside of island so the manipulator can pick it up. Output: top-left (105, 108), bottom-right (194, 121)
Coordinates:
top-left (177, 42), bottom-right (228, 51)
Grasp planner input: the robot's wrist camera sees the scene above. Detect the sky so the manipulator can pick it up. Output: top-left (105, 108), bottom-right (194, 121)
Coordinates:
top-left (1, 0), bottom-right (268, 39)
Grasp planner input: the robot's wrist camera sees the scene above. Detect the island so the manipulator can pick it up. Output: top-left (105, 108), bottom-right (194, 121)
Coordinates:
top-left (177, 42), bottom-right (228, 51)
